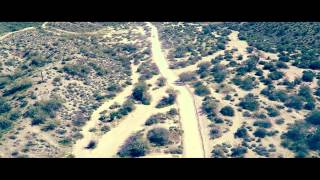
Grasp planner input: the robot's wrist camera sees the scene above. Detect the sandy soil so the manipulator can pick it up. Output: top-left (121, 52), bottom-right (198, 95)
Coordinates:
top-left (147, 22), bottom-right (205, 158)
top-left (72, 63), bottom-right (139, 157)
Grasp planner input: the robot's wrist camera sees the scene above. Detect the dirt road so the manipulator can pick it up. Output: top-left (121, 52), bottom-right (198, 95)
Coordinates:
top-left (147, 22), bottom-right (205, 158)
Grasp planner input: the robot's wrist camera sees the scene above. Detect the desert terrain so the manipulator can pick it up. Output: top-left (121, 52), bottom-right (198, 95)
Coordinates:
top-left (0, 22), bottom-right (319, 158)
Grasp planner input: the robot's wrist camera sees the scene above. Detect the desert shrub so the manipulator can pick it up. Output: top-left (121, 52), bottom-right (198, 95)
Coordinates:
top-left (235, 127), bottom-right (248, 138)
top-left (0, 119), bottom-right (12, 131)
top-left (268, 71), bottom-right (284, 80)
top-left (108, 99), bottom-right (135, 122)
top-left (85, 140), bottom-right (97, 149)
top-left (179, 72), bottom-right (197, 82)
top-left (3, 80), bottom-right (32, 96)
top-left (107, 83), bottom-right (122, 92)
top-left (246, 47), bottom-right (254, 53)
top-left (211, 65), bottom-right (227, 83)
top-left (0, 98), bottom-right (11, 115)
top-left (298, 85), bottom-right (314, 102)
top-left (41, 121), bottom-right (57, 131)
top-left (239, 93), bottom-right (259, 111)
top-left (232, 76), bottom-right (256, 91)
top-left (145, 113), bottom-right (166, 126)
top-left (284, 95), bottom-right (304, 110)
top-left (304, 101), bottom-right (316, 110)
top-left (25, 99), bottom-right (63, 125)
top-left (253, 128), bottom-right (268, 138)
top-left (9, 111), bottom-right (20, 121)
top-left (201, 96), bottom-right (218, 120)
top-left (194, 83), bottom-right (211, 96)
top-left (63, 64), bottom-right (91, 78)
top-left (266, 106), bottom-right (280, 117)
top-left (209, 126), bottom-right (222, 139)
top-left (315, 88), bottom-right (320, 97)
top-left (167, 108), bottom-right (178, 117)
top-left (118, 133), bottom-right (149, 158)
top-left (305, 111), bottom-right (320, 125)
top-left (30, 56), bottom-right (49, 67)
top-left (231, 146), bottom-right (247, 157)
top-left (281, 122), bottom-right (313, 157)
top-left (147, 128), bottom-right (170, 146)
top-left (58, 138), bottom-right (72, 145)
top-left (302, 70), bottom-right (315, 82)
top-left (276, 61), bottom-right (288, 69)
top-left (156, 77), bottom-right (167, 87)
top-left (156, 90), bottom-right (176, 108)
top-left (275, 118), bottom-right (285, 125)
top-left (220, 106), bottom-right (235, 117)
top-left (197, 62), bottom-right (211, 75)
top-left (88, 62), bottom-right (108, 76)
top-left (132, 82), bottom-right (151, 105)
top-left (253, 120), bottom-right (272, 128)
top-left (137, 62), bottom-right (159, 80)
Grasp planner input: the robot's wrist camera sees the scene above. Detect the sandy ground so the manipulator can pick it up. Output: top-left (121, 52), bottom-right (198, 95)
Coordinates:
top-left (82, 92), bottom-right (172, 158)
top-left (72, 63), bottom-right (139, 157)
top-left (147, 22), bottom-right (205, 158)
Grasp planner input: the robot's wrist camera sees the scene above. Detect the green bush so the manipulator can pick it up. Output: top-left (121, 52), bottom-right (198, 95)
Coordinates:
top-left (156, 91), bottom-right (176, 108)
top-left (235, 127), bottom-right (248, 138)
top-left (147, 128), bottom-right (170, 146)
top-left (63, 64), bottom-right (91, 78)
top-left (3, 80), bottom-right (32, 96)
top-left (0, 98), bottom-right (11, 115)
top-left (194, 83), bottom-right (211, 96)
top-left (25, 99), bottom-right (63, 125)
top-left (145, 113), bottom-right (166, 126)
top-left (253, 120), bottom-right (272, 128)
top-left (306, 111), bottom-right (320, 125)
top-left (132, 82), bottom-right (151, 105)
top-left (268, 71), bottom-right (284, 80)
top-left (302, 70), bottom-right (315, 82)
top-left (220, 106), bottom-right (235, 117)
top-left (239, 93), bottom-right (259, 111)
top-left (179, 72), bottom-right (197, 82)
top-left (253, 128), bottom-right (267, 138)
top-left (284, 95), bottom-right (304, 110)
top-left (266, 107), bottom-right (280, 117)
top-left (0, 119), bottom-right (12, 131)
top-left (231, 146), bottom-right (247, 157)
top-left (118, 133), bottom-right (149, 158)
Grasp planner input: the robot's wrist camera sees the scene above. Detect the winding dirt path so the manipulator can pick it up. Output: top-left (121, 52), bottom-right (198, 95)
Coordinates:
top-left (0, 27), bottom-right (35, 40)
top-left (147, 22), bottom-right (205, 158)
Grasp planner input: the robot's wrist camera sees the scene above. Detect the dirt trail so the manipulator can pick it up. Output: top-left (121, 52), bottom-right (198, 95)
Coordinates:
top-left (0, 27), bottom-right (35, 40)
top-left (72, 64), bottom-right (139, 157)
top-left (147, 22), bottom-right (205, 158)
top-left (84, 97), bottom-right (172, 158)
